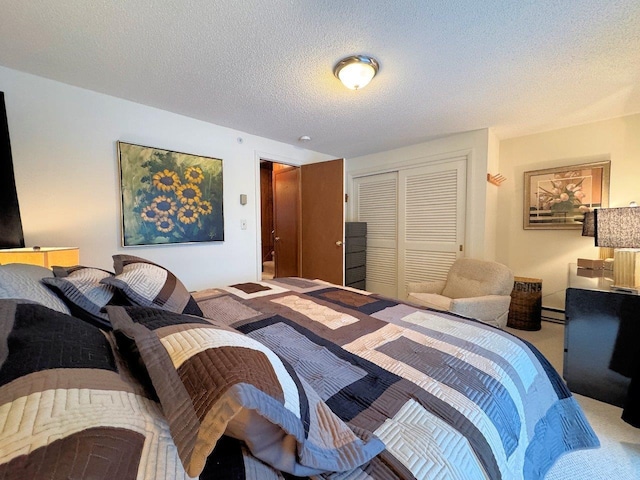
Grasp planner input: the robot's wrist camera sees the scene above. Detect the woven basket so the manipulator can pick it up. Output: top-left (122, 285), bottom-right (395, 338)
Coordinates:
top-left (507, 276), bottom-right (542, 331)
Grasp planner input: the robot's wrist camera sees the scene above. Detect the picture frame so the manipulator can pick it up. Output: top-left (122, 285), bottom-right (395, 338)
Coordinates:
top-left (117, 141), bottom-right (224, 246)
top-left (523, 160), bottom-right (610, 230)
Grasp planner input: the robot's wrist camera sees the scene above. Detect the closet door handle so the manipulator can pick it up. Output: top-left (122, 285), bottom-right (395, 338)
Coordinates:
top-left (336, 241), bottom-right (343, 246)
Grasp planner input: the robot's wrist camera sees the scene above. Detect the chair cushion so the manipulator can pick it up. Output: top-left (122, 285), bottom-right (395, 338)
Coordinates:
top-left (449, 295), bottom-right (513, 325)
top-left (407, 292), bottom-right (452, 311)
top-left (442, 259), bottom-right (513, 299)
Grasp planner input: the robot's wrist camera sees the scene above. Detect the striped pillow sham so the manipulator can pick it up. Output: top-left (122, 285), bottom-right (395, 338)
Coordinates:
top-left (41, 265), bottom-right (119, 329)
top-left (108, 305), bottom-right (384, 477)
top-left (101, 255), bottom-right (203, 316)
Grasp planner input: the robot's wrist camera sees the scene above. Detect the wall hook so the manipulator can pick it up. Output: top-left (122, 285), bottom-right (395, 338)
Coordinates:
top-left (487, 173), bottom-right (506, 186)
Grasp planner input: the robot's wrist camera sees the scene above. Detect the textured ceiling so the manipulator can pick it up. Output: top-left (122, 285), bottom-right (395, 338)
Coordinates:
top-left (1, 0), bottom-right (639, 158)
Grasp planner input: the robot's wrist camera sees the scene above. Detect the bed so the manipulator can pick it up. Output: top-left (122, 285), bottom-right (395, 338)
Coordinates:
top-left (0, 255), bottom-right (599, 479)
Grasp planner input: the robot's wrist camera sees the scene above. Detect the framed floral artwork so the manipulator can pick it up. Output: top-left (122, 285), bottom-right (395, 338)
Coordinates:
top-left (117, 142), bottom-right (224, 246)
top-left (523, 160), bottom-right (610, 230)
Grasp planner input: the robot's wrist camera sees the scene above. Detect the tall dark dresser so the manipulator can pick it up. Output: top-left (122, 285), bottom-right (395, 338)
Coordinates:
top-left (345, 222), bottom-right (366, 290)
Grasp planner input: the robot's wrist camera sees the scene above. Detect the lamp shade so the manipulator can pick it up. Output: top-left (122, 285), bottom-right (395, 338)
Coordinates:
top-left (334, 55), bottom-right (379, 90)
top-left (581, 211), bottom-right (595, 237)
top-left (595, 207), bottom-right (640, 248)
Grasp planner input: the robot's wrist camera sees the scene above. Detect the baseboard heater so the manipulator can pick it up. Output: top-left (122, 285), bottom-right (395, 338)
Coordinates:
top-left (541, 306), bottom-right (565, 324)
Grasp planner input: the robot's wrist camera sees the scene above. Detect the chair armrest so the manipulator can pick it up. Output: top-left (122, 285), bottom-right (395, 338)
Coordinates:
top-left (449, 295), bottom-right (512, 323)
top-left (407, 280), bottom-right (446, 295)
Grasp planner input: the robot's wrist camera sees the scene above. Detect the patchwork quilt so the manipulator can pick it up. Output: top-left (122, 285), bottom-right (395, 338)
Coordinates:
top-left (0, 277), bottom-right (599, 480)
top-left (194, 278), bottom-right (599, 480)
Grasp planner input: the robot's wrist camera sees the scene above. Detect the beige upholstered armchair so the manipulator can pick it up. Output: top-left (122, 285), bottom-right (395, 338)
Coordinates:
top-left (406, 258), bottom-right (514, 328)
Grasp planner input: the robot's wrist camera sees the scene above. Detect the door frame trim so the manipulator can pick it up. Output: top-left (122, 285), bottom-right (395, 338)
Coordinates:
top-left (254, 151), bottom-right (301, 281)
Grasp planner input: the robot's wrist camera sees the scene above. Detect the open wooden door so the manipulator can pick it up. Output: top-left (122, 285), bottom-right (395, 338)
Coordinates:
top-left (273, 164), bottom-right (300, 277)
top-left (301, 159), bottom-right (344, 285)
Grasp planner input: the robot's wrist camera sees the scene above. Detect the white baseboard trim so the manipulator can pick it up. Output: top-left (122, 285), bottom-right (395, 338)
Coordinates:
top-left (542, 306), bottom-right (565, 324)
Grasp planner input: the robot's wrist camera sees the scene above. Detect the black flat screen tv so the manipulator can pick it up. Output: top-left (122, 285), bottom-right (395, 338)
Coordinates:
top-left (0, 91), bottom-right (25, 248)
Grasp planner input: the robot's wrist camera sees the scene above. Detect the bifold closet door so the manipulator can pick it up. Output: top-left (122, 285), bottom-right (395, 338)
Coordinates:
top-left (352, 172), bottom-right (398, 297)
top-left (398, 159), bottom-right (466, 298)
top-left (353, 157), bottom-right (466, 299)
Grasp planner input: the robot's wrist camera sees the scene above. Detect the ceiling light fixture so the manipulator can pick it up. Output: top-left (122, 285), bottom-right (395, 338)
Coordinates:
top-left (333, 55), bottom-right (379, 90)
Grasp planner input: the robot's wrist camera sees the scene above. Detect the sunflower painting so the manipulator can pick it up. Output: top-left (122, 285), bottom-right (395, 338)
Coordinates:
top-left (117, 142), bottom-right (224, 246)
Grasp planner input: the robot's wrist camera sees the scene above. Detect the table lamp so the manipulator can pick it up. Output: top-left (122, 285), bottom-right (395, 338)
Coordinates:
top-left (595, 206), bottom-right (640, 290)
top-left (581, 211), bottom-right (614, 264)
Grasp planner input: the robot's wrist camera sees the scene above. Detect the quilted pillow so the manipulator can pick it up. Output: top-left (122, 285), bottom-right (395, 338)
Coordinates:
top-left (100, 254), bottom-right (202, 316)
top-left (108, 305), bottom-right (384, 478)
top-left (41, 265), bottom-right (120, 329)
top-left (0, 300), bottom-right (191, 479)
top-left (0, 263), bottom-right (70, 314)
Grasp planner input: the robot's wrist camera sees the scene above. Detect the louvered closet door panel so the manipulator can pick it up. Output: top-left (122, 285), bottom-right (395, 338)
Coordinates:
top-left (398, 159), bottom-right (466, 298)
top-left (405, 250), bottom-right (458, 283)
top-left (353, 172), bottom-right (398, 297)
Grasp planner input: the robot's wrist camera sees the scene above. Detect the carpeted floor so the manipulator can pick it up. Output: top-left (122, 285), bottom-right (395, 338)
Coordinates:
top-left (506, 321), bottom-right (640, 479)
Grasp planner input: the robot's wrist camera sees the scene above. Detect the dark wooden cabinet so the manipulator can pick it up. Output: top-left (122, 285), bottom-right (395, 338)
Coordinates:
top-left (345, 222), bottom-right (366, 289)
top-left (564, 286), bottom-right (639, 407)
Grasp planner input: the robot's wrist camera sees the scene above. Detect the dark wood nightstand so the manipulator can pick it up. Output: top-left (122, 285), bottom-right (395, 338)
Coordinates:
top-left (564, 265), bottom-right (639, 407)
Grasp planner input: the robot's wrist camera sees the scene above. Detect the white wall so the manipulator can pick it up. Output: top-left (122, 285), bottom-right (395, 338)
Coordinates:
top-left (346, 129), bottom-right (494, 259)
top-left (485, 130), bottom-right (501, 261)
top-left (0, 66), bottom-right (333, 290)
top-left (497, 113), bottom-right (640, 310)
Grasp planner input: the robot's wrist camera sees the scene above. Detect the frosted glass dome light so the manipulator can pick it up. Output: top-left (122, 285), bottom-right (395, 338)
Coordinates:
top-left (333, 55), bottom-right (379, 90)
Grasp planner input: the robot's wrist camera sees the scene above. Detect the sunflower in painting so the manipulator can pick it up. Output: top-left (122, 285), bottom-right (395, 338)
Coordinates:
top-left (151, 195), bottom-right (178, 216)
top-left (155, 217), bottom-right (175, 233)
top-left (178, 204), bottom-right (199, 224)
top-left (184, 166), bottom-right (205, 184)
top-left (176, 183), bottom-right (202, 205)
top-left (140, 205), bottom-right (160, 222)
top-left (198, 200), bottom-right (213, 215)
top-left (152, 169), bottom-right (181, 192)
